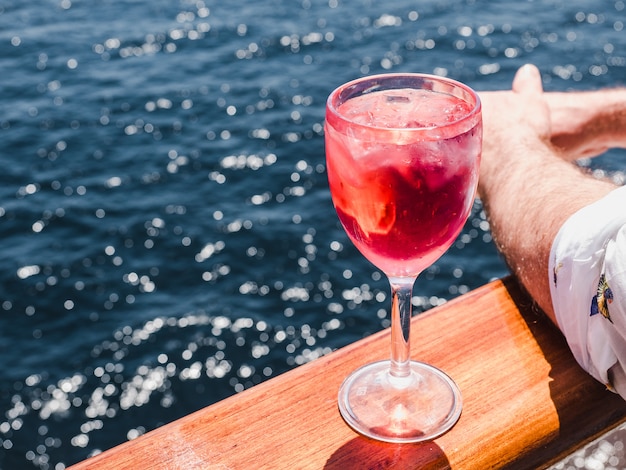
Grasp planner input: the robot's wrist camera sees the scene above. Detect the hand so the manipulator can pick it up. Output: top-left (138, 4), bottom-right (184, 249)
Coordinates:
top-left (479, 64), bottom-right (552, 151)
top-left (478, 64), bottom-right (554, 190)
top-left (481, 65), bottom-right (626, 162)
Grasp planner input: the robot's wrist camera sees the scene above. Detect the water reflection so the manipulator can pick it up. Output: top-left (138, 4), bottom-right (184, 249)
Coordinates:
top-left (0, 0), bottom-right (625, 468)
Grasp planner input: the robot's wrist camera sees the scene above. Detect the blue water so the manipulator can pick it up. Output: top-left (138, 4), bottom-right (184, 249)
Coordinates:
top-left (0, 0), bottom-right (624, 468)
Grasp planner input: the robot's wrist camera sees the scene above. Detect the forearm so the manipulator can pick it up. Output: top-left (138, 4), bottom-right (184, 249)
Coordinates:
top-left (478, 65), bottom-right (621, 322)
top-left (546, 88), bottom-right (626, 159)
top-left (478, 141), bottom-right (616, 322)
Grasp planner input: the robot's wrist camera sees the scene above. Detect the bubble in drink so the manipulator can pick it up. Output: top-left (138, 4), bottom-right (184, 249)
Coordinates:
top-left (386, 95), bottom-right (410, 103)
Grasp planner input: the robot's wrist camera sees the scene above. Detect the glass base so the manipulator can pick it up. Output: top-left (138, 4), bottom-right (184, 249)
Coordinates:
top-left (338, 360), bottom-right (462, 443)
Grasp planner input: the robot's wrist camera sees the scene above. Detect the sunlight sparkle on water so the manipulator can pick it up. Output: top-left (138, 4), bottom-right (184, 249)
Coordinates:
top-left (2, 0), bottom-right (625, 467)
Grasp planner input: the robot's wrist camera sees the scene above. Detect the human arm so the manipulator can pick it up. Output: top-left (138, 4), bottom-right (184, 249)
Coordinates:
top-left (477, 64), bottom-right (617, 324)
top-left (545, 87), bottom-right (626, 160)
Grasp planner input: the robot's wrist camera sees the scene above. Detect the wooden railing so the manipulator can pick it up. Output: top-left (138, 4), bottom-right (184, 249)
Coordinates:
top-left (68, 277), bottom-right (626, 469)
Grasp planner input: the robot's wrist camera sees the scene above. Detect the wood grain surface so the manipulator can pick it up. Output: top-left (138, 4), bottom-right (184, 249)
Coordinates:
top-left (69, 277), bottom-right (626, 469)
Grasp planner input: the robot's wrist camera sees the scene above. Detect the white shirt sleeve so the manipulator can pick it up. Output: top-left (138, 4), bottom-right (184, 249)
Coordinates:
top-left (549, 184), bottom-right (626, 398)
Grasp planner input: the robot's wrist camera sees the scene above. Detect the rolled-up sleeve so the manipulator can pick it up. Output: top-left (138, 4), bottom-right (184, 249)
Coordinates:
top-left (550, 184), bottom-right (626, 398)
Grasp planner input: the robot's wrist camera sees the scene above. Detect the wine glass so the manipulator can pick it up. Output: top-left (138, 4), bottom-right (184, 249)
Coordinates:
top-left (324, 73), bottom-right (481, 443)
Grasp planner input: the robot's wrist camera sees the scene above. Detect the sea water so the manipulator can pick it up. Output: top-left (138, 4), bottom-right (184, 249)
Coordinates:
top-left (1, 1), bottom-right (624, 468)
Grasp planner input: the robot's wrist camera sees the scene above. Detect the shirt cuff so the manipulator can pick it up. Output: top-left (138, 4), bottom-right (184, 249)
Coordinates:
top-left (549, 184), bottom-right (626, 396)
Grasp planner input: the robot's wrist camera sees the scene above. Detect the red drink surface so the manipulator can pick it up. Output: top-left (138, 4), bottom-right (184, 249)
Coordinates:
top-left (325, 88), bottom-right (481, 277)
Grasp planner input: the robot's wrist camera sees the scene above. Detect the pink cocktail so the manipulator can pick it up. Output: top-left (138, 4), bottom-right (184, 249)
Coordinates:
top-left (325, 74), bottom-right (481, 442)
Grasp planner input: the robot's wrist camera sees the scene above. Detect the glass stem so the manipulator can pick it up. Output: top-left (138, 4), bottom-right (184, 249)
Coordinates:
top-left (388, 276), bottom-right (417, 378)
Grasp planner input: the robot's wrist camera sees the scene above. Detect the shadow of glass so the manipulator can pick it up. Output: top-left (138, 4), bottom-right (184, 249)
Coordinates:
top-left (324, 436), bottom-right (451, 470)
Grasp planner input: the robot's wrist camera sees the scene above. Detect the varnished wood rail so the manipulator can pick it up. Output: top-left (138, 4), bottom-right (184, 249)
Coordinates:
top-left (69, 277), bottom-right (626, 469)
